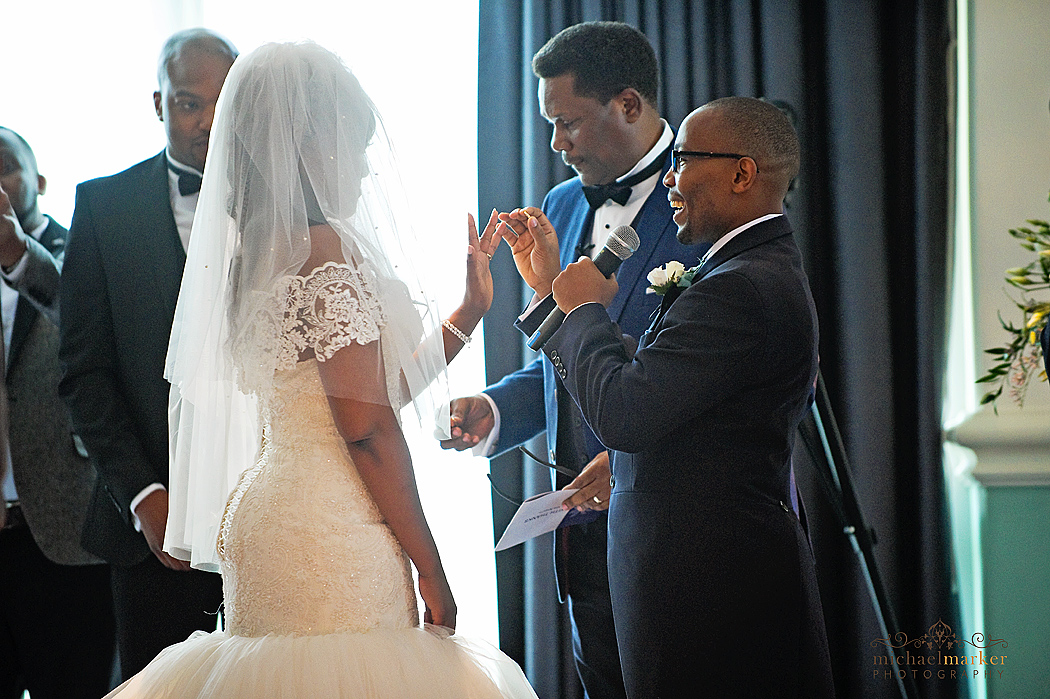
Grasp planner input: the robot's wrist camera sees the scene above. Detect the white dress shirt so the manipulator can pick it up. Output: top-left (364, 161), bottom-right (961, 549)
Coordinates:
top-left (166, 150), bottom-right (200, 252)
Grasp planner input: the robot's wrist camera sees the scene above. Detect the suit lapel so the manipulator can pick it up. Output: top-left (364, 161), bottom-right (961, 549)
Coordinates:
top-left (692, 216), bottom-right (794, 284)
top-left (126, 153), bottom-right (185, 310)
top-left (558, 191), bottom-right (594, 268)
top-left (607, 151), bottom-right (681, 322)
top-left (641, 217), bottom-right (794, 345)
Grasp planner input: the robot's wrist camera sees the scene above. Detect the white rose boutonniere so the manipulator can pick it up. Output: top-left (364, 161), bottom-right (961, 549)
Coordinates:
top-left (647, 260), bottom-right (698, 296)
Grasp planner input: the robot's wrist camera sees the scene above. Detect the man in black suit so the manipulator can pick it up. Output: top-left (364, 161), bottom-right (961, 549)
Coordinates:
top-left (59, 29), bottom-right (237, 680)
top-left (523, 97), bottom-right (834, 698)
top-left (0, 128), bottom-right (116, 699)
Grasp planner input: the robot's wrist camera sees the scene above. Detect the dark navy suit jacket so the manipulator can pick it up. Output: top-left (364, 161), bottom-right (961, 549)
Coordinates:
top-left (59, 151), bottom-right (187, 566)
top-left (544, 216), bottom-right (834, 699)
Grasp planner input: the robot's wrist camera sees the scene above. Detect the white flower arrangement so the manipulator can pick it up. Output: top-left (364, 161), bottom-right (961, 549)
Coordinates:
top-left (646, 260), bottom-right (698, 296)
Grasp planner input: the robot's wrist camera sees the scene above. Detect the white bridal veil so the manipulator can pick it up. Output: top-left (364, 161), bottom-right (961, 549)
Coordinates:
top-left (163, 42), bottom-right (450, 571)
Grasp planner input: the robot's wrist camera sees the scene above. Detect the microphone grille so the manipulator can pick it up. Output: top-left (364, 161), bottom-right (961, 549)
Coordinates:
top-left (605, 225), bottom-right (640, 260)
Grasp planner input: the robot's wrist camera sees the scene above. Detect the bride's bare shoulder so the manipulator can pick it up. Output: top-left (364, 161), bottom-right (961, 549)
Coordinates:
top-left (296, 223), bottom-right (351, 277)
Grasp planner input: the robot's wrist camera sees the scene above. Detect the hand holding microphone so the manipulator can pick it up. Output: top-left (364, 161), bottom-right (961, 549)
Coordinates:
top-left (527, 225), bottom-right (640, 350)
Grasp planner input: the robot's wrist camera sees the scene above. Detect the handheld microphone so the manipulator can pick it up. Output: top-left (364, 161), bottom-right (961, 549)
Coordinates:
top-left (527, 225), bottom-right (640, 351)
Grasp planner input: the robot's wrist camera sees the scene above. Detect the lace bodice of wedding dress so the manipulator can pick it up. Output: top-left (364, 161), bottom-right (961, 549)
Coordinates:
top-left (217, 358), bottom-right (418, 638)
top-left (104, 262), bottom-right (537, 698)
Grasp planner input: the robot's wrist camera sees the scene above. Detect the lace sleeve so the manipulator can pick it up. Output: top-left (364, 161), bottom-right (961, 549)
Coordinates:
top-left (275, 261), bottom-right (388, 370)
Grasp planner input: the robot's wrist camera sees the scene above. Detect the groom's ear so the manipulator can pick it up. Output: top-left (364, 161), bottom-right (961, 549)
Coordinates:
top-left (617, 88), bottom-right (644, 124)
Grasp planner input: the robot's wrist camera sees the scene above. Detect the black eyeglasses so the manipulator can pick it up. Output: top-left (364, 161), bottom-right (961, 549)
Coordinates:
top-left (670, 149), bottom-right (751, 174)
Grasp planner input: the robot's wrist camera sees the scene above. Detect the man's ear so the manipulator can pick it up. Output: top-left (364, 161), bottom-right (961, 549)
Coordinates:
top-left (36, 174), bottom-right (46, 196)
top-left (618, 88), bottom-right (644, 124)
top-left (154, 91), bottom-right (164, 121)
top-left (731, 157), bottom-right (759, 192)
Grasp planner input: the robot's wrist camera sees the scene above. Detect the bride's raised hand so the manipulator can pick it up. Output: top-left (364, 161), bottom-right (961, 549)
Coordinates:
top-left (440, 210), bottom-right (500, 365)
top-left (461, 209), bottom-right (500, 320)
top-left (418, 568), bottom-right (458, 630)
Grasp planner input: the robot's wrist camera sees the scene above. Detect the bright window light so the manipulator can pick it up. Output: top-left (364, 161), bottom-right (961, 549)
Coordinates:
top-left (3, 0), bottom-right (495, 642)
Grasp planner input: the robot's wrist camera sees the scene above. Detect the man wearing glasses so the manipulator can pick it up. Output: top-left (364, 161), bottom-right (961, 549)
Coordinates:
top-left (534, 97), bottom-right (834, 698)
top-left (440, 21), bottom-right (705, 699)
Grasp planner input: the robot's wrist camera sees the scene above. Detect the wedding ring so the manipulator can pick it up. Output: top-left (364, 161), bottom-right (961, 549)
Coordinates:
top-left (592, 496), bottom-right (602, 505)
top-left (485, 252), bottom-right (492, 260)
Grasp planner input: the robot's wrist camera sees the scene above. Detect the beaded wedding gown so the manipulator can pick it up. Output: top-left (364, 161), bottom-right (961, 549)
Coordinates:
top-left (105, 265), bottom-right (536, 699)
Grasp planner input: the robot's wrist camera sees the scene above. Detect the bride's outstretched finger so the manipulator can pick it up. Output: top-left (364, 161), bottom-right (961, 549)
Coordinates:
top-left (476, 208), bottom-right (501, 259)
top-left (461, 213), bottom-right (495, 321)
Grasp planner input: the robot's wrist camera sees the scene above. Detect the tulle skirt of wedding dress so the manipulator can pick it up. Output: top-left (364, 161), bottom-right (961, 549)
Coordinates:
top-left (104, 623), bottom-right (536, 698)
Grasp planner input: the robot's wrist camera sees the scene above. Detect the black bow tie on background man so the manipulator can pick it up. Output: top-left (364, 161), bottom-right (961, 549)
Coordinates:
top-left (581, 145), bottom-right (671, 210)
top-left (168, 161), bottom-right (202, 196)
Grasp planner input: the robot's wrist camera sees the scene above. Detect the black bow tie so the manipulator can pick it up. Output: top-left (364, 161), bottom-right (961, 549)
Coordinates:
top-left (580, 144), bottom-right (672, 210)
top-left (582, 182), bottom-right (631, 209)
top-left (168, 162), bottom-right (202, 196)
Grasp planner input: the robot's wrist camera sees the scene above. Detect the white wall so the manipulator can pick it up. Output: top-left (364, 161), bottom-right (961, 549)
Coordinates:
top-left (970, 0), bottom-right (1050, 423)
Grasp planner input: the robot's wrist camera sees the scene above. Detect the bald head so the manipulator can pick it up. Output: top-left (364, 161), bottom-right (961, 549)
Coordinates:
top-left (664, 97), bottom-right (802, 245)
top-left (157, 29), bottom-right (238, 92)
top-left (154, 29), bottom-right (237, 172)
top-left (699, 97), bottom-right (800, 199)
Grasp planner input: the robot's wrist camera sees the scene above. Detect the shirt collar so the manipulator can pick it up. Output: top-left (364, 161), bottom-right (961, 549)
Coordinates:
top-left (700, 213), bottom-right (783, 265)
top-left (165, 148), bottom-right (203, 177)
top-left (615, 120), bottom-right (674, 184)
top-left (26, 217), bottom-right (49, 242)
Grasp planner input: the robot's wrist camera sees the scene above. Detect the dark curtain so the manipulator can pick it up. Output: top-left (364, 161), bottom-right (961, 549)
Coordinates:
top-left (478, 1), bottom-right (955, 698)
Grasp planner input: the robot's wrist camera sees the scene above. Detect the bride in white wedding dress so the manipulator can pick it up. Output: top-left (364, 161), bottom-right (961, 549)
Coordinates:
top-left (104, 41), bottom-right (537, 698)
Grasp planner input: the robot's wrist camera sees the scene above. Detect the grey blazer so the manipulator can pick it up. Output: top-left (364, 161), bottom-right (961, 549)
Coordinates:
top-left (8, 216), bottom-right (101, 565)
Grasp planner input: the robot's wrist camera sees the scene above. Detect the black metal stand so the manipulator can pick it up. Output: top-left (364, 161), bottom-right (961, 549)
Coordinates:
top-left (796, 372), bottom-right (919, 699)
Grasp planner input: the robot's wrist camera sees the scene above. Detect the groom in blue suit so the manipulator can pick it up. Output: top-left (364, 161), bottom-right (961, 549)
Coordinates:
top-left (531, 97), bottom-right (834, 698)
top-left (441, 22), bottom-right (706, 699)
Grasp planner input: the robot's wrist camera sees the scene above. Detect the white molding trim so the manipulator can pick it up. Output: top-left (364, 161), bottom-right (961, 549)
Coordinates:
top-left (951, 408), bottom-right (1050, 487)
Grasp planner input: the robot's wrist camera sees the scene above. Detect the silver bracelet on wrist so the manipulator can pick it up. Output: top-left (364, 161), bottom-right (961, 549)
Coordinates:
top-left (442, 319), bottom-right (472, 344)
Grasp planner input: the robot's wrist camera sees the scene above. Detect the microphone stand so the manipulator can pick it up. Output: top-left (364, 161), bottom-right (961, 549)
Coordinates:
top-left (796, 372), bottom-right (918, 699)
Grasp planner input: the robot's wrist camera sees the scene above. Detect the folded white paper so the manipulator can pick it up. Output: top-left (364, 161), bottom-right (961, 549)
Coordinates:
top-left (494, 489), bottom-right (578, 551)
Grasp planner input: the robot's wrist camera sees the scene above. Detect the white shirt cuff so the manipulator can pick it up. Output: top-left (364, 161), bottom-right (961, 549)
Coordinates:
top-left (130, 483), bottom-right (166, 532)
top-left (518, 292), bottom-right (548, 322)
top-left (473, 392), bottom-right (501, 457)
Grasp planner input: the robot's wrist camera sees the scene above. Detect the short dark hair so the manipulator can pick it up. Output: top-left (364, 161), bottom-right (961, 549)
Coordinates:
top-left (157, 28), bottom-right (239, 90)
top-left (531, 21), bottom-right (658, 106)
top-left (0, 126), bottom-right (38, 173)
top-left (706, 97), bottom-right (800, 181)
